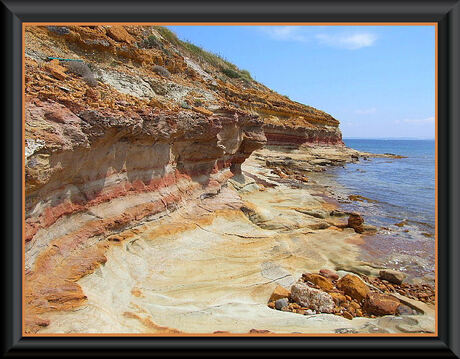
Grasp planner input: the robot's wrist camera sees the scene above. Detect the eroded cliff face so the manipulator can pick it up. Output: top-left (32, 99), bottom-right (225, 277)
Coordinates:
top-left (24, 25), bottom-right (346, 333)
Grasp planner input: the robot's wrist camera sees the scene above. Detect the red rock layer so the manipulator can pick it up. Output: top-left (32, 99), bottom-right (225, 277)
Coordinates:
top-left (24, 98), bottom-right (266, 333)
top-left (263, 124), bottom-right (344, 147)
top-left (23, 25), bottom-right (345, 333)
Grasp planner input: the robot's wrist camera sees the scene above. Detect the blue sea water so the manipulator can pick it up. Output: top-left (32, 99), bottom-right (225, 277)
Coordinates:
top-left (341, 139), bottom-right (435, 231)
top-left (321, 139), bottom-right (436, 278)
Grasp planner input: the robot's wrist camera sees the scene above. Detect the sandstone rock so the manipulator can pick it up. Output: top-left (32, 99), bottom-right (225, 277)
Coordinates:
top-left (302, 273), bottom-right (334, 291)
top-left (275, 298), bottom-right (289, 310)
top-left (44, 60), bottom-right (68, 80)
top-left (106, 25), bottom-right (135, 43)
top-left (290, 282), bottom-right (335, 313)
top-left (24, 25), bottom-right (427, 335)
top-left (319, 268), bottom-right (339, 281)
top-left (329, 292), bottom-right (347, 305)
top-left (364, 292), bottom-right (400, 316)
top-left (379, 269), bottom-right (407, 285)
top-left (268, 285), bottom-right (291, 302)
top-left (337, 274), bottom-right (370, 302)
top-left (347, 213), bottom-right (364, 233)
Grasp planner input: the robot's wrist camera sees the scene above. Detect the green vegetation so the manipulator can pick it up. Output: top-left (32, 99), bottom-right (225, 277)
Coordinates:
top-left (152, 26), bottom-right (253, 82)
top-left (153, 65), bottom-right (171, 78)
top-left (139, 34), bottom-right (162, 49)
top-left (153, 26), bottom-right (180, 45)
top-left (182, 41), bottom-right (253, 81)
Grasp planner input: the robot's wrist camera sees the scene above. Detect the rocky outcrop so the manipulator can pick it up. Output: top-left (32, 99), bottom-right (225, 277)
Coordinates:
top-left (263, 122), bottom-right (343, 147)
top-left (24, 25), bottom-right (429, 335)
top-left (24, 25), bottom-right (273, 332)
top-left (24, 98), bottom-right (265, 332)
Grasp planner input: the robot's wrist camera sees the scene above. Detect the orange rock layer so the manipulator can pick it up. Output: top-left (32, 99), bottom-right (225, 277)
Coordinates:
top-left (24, 25), bottom-right (344, 333)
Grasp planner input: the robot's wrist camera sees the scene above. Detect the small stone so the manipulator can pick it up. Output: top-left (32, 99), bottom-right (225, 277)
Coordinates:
top-left (379, 269), bottom-right (407, 285)
top-left (275, 298), bottom-right (289, 310)
top-left (44, 60), bottom-right (68, 80)
top-left (319, 268), bottom-right (339, 281)
top-left (329, 292), bottom-right (347, 306)
top-left (268, 285), bottom-right (291, 302)
top-left (288, 302), bottom-right (301, 310)
top-left (349, 301), bottom-right (361, 310)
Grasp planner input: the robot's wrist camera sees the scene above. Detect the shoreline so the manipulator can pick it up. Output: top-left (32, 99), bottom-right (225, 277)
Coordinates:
top-left (29, 144), bottom-right (436, 334)
top-left (305, 147), bottom-right (435, 284)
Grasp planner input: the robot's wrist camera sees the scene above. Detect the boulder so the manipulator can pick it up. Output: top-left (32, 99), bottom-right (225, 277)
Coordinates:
top-left (319, 268), bottom-right (339, 281)
top-left (363, 292), bottom-right (400, 316)
top-left (348, 213), bottom-right (364, 233)
top-left (337, 274), bottom-right (370, 302)
top-left (379, 269), bottom-right (406, 285)
top-left (268, 285), bottom-right (291, 302)
top-left (302, 273), bottom-right (334, 291)
top-left (290, 282), bottom-right (335, 313)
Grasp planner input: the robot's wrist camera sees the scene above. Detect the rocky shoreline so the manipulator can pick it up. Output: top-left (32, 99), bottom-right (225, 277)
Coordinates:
top-left (24, 25), bottom-right (435, 335)
top-left (246, 145), bottom-right (435, 327)
top-left (30, 144), bottom-right (435, 334)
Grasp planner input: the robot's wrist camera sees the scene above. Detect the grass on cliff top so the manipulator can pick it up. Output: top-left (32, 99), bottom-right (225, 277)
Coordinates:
top-left (153, 26), bottom-right (252, 82)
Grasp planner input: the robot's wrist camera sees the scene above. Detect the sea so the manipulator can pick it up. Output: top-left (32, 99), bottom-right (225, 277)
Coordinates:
top-left (318, 139), bottom-right (436, 280)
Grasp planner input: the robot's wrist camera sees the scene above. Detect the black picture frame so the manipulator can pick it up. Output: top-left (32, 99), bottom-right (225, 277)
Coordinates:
top-left (2, 0), bottom-right (459, 357)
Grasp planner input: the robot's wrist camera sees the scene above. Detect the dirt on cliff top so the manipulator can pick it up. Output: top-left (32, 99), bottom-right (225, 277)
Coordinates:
top-left (24, 25), bottom-right (340, 135)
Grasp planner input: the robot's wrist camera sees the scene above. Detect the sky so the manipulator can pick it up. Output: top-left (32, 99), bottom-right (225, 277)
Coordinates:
top-left (167, 25), bottom-right (435, 139)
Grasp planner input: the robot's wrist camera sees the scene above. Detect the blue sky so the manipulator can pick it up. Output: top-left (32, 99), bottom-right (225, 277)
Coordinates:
top-left (167, 25), bottom-right (435, 139)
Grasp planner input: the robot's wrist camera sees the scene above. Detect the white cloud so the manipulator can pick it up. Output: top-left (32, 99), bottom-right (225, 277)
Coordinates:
top-left (258, 26), bottom-right (307, 42)
top-left (354, 107), bottom-right (377, 115)
top-left (257, 27), bottom-right (378, 50)
top-left (394, 117), bottom-right (435, 124)
top-left (315, 33), bottom-right (377, 50)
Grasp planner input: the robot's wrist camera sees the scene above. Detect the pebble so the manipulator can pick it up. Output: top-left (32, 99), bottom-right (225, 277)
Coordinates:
top-left (275, 298), bottom-right (289, 310)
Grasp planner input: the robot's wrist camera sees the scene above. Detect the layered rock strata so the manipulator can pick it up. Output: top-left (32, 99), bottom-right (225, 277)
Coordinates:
top-left (24, 25), bottom-right (428, 335)
top-left (24, 99), bottom-right (266, 332)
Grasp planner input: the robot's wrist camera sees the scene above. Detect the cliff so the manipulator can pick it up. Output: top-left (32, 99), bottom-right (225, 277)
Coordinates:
top-left (24, 25), bottom-right (346, 333)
